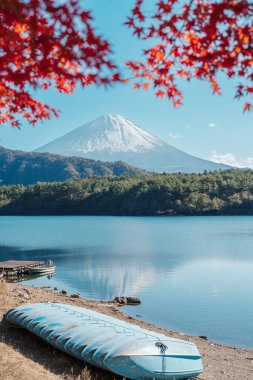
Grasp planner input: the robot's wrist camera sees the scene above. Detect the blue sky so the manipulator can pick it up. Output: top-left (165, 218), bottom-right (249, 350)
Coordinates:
top-left (0, 0), bottom-right (253, 167)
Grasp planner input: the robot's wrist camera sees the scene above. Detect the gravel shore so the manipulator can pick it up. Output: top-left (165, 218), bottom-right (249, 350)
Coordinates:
top-left (0, 281), bottom-right (253, 380)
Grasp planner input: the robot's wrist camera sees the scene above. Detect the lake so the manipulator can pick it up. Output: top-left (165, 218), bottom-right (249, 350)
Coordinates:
top-left (0, 215), bottom-right (253, 349)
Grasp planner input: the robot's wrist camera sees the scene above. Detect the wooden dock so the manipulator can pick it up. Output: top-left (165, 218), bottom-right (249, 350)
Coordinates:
top-left (0, 260), bottom-right (44, 277)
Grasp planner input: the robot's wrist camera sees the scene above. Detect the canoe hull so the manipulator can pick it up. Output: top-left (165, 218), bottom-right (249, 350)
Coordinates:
top-left (28, 266), bottom-right (55, 274)
top-left (4, 303), bottom-right (203, 379)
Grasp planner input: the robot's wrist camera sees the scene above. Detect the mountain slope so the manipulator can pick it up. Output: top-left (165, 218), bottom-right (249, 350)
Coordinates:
top-left (36, 114), bottom-right (231, 173)
top-left (0, 146), bottom-right (145, 185)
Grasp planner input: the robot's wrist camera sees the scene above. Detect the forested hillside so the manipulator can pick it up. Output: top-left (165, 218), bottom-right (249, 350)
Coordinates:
top-left (0, 170), bottom-right (252, 216)
top-left (0, 146), bottom-right (144, 185)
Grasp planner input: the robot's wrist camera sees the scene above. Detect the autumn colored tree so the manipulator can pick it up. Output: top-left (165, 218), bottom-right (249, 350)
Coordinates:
top-left (1, 0), bottom-right (253, 127)
top-left (0, 0), bottom-right (120, 126)
top-left (126, 0), bottom-right (253, 111)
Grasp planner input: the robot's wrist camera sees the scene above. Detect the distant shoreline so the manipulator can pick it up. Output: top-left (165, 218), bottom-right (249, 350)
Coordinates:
top-left (1, 212), bottom-right (253, 216)
top-left (1, 170), bottom-right (253, 217)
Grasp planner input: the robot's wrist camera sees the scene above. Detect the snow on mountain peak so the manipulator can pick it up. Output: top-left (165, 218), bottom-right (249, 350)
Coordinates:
top-left (35, 114), bottom-right (231, 173)
top-left (48, 114), bottom-right (167, 155)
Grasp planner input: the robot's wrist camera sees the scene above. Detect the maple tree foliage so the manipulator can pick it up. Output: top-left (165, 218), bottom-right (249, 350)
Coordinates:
top-left (0, 0), bottom-right (120, 126)
top-left (126, 0), bottom-right (253, 111)
top-left (1, 0), bottom-right (253, 127)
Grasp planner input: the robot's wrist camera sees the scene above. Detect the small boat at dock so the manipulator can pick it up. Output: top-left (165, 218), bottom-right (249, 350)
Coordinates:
top-left (28, 260), bottom-right (55, 275)
top-left (0, 260), bottom-right (44, 277)
top-left (5, 302), bottom-right (203, 379)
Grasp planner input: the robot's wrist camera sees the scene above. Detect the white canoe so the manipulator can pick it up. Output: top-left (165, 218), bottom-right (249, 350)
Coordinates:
top-left (5, 302), bottom-right (203, 379)
top-left (28, 266), bottom-right (56, 274)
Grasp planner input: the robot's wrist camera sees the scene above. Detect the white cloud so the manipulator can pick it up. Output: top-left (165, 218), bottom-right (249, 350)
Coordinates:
top-left (244, 157), bottom-right (253, 167)
top-left (208, 122), bottom-right (217, 128)
top-left (186, 124), bottom-right (190, 129)
top-left (169, 132), bottom-right (183, 139)
top-left (210, 150), bottom-right (253, 168)
top-left (210, 151), bottom-right (241, 167)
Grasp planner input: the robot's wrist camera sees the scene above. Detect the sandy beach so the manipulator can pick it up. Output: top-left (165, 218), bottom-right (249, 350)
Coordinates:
top-left (0, 281), bottom-right (252, 380)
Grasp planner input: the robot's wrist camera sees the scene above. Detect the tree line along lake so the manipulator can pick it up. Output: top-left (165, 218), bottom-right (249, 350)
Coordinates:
top-left (1, 170), bottom-right (253, 216)
top-left (0, 215), bottom-right (253, 349)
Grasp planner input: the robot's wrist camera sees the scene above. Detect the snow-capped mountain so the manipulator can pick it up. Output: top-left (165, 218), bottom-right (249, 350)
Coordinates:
top-left (36, 114), bottom-right (230, 173)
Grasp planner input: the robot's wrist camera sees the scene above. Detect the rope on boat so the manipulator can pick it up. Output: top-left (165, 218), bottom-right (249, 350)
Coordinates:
top-left (50, 303), bottom-right (167, 343)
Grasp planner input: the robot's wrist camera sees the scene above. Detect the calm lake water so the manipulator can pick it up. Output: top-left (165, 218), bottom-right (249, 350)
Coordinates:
top-left (0, 216), bottom-right (253, 349)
